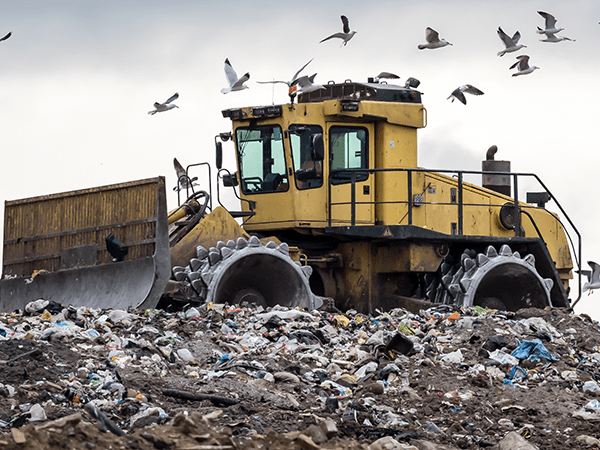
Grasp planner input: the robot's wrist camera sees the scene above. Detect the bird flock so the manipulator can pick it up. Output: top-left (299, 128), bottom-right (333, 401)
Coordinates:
top-left (429, 10), bottom-right (573, 103)
top-left (0, 11), bottom-right (580, 112)
top-left (142, 10), bottom-right (577, 111)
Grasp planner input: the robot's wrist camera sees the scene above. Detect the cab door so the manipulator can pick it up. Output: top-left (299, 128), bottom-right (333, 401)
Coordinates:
top-left (328, 124), bottom-right (374, 226)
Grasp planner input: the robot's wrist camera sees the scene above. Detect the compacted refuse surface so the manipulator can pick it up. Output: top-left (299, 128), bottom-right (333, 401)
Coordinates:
top-left (1, 300), bottom-right (600, 449)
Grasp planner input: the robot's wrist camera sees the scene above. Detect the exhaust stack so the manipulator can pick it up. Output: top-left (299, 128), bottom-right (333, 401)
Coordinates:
top-left (482, 145), bottom-right (511, 196)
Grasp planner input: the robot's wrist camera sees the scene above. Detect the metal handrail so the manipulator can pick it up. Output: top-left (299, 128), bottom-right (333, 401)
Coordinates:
top-left (217, 168), bottom-right (256, 224)
top-left (176, 162), bottom-right (213, 211)
top-left (327, 166), bottom-right (582, 303)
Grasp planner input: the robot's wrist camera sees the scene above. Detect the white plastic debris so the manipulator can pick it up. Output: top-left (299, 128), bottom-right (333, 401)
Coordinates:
top-left (184, 307), bottom-right (201, 319)
top-left (25, 299), bottom-right (49, 314)
top-left (129, 407), bottom-right (167, 428)
top-left (255, 310), bottom-right (315, 320)
top-left (488, 350), bottom-right (519, 366)
top-left (583, 380), bottom-right (600, 393)
top-left (354, 361), bottom-right (378, 378)
top-left (107, 310), bottom-right (136, 324)
top-left (29, 403), bottom-right (47, 421)
top-left (176, 348), bottom-right (195, 362)
top-left (440, 349), bottom-right (464, 364)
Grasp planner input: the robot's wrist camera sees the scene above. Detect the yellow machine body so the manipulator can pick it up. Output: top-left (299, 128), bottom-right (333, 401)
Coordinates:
top-left (0, 81), bottom-right (577, 315)
top-left (222, 81), bottom-right (574, 312)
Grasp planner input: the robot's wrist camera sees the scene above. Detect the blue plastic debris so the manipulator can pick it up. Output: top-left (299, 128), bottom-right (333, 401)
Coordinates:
top-left (507, 366), bottom-right (528, 381)
top-left (510, 339), bottom-right (558, 362)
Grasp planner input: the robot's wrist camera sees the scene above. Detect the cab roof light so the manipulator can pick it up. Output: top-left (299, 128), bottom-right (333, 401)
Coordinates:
top-left (341, 101), bottom-right (359, 112)
top-left (251, 105), bottom-right (283, 118)
top-left (222, 108), bottom-right (246, 120)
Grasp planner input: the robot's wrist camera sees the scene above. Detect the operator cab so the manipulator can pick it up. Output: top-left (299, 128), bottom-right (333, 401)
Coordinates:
top-left (219, 79), bottom-right (426, 230)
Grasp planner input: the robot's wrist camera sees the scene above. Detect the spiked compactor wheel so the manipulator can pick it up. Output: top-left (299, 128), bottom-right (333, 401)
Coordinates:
top-left (172, 236), bottom-right (322, 310)
top-left (427, 244), bottom-right (554, 311)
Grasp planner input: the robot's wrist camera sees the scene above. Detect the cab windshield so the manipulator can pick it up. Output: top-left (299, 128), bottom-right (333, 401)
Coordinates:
top-left (236, 125), bottom-right (288, 194)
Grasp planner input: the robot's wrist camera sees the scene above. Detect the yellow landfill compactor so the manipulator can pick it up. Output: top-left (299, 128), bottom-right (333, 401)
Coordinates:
top-left (0, 78), bottom-right (580, 314)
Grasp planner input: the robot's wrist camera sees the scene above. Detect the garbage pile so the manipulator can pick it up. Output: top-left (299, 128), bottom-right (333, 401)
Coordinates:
top-left (1, 299), bottom-right (600, 449)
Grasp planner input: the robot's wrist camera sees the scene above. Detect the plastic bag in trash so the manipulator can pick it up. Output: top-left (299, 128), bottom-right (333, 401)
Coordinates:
top-left (440, 349), bottom-right (464, 364)
top-left (584, 381), bottom-right (600, 393)
top-left (29, 403), bottom-right (47, 421)
top-left (510, 339), bottom-right (558, 362)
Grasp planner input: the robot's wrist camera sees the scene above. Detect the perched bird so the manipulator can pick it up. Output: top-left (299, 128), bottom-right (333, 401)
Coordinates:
top-left (447, 85), bottom-right (484, 105)
top-left (497, 27), bottom-right (526, 56)
top-left (0, 31), bottom-right (11, 42)
top-left (147, 93), bottom-right (179, 115)
top-left (373, 72), bottom-right (400, 83)
top-left (105, 234), bottom-right (128, 262)
top-left (173, 157), bottom-right (198, 192)
top-left (320, 15), bottom-right (357, 46)
top-left (583, 261), bottom-right (600, 294)
top-left (537, 11), bottom-right (564, 35)
top-left (257, 58), bottom-right (313, 87)
top-left (291, 74), bottom-right (325, 96)
top-left (510, 55), bottom-right (539, 76)
top-left (539, 31), bottom-right (575, 43)
top-left (221, 58), bottom-right (250, 94)
top-left (418, 27), bottom-right (452, 50)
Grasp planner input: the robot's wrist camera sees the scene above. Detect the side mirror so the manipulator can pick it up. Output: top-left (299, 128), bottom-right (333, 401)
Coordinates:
top-left (310, 133), bottom-right (324, 161)
top-left (222, 172), bottom-right (238, 187)
top-left (216, 142), bottom-right (223, 169)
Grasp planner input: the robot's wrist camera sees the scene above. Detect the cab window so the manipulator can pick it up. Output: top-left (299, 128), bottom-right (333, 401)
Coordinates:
top-left (289, 124), bottom-right (324, 190)
top-left (236, 125), bottom-right (289, 194)
top-left (329, 126), bottom-right (368, 184)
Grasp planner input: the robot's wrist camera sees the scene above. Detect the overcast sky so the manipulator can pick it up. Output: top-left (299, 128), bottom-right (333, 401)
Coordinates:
top-left (1, 0), bottom-right (600, 317)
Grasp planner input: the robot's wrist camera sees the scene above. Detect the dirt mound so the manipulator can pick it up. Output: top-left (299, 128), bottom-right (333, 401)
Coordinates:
top-left (1, 303), bottom-right (600, 449)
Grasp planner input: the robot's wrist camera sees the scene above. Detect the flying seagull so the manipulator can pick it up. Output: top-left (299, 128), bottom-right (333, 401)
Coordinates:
top-left (221, 58), bottom-right (250, 94)
top-left (537, 11), bottom-right (564, 35)
top-left (320, 15), bottom-right (356, 46)
top-left (447, 85), bottom-right (484, 105)
top-left (583, 261), bottom-right (600, 294)
top-left (497, 27), bottom-right (526, 56)
top-left (0, 31), bottom-right (11, 42)
top-left (510, 55), bottom-right (539, 77)
top-left (148, 93), bottom-right (179, 115)
top-left (539, 31), bottom-right (575, 43)
top-left (257, 58), bottom-right (314, 87)
top-left (173, 157), bottom-right (198, 192)
top-left (373, 72), bottom-right (400, 83)
top-left (418, 27), bottom-right (452, 49)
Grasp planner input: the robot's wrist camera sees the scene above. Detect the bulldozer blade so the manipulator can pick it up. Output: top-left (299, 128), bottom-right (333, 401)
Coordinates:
top-left (1, 177), bottom-right (171, 312)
